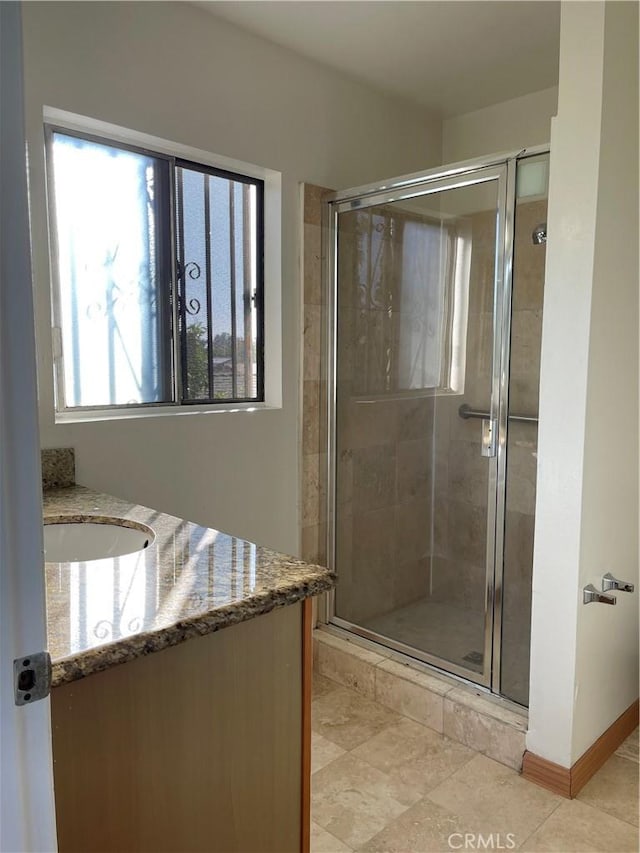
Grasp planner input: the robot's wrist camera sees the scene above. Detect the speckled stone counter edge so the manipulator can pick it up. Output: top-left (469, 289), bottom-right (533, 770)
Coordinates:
top-left (51, 577), bottom-right (333, 688)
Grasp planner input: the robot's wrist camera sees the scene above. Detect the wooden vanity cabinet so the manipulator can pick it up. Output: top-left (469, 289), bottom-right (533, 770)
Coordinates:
top-left (51, 600), bottom-right (313, 853)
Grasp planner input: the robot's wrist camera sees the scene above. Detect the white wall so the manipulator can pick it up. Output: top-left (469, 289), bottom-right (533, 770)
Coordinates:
top-left (22, 1), bottom-right (441, 554)
top-left (571, 0), bottom-right (638, 762)
top-left (440, 85), bottom-right (557, 223)
top-left (528, 0), bottom-right (639, 767)
top-left (442, 86), bottom-right (558, 163)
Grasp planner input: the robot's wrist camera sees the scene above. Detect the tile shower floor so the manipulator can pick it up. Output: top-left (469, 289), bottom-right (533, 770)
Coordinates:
top-left (362, 598), bottom-right (529, 704)
top-left (364, 600), bottom-right (486, 673)
top-left (311, 673), bottom-right (639, 852)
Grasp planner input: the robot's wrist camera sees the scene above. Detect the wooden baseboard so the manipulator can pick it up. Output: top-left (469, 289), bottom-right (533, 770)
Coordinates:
top-left (522, 751), bottom-right (572, 798)
top-left (522, 698), bottom-right (639, 798)
top-left (570, 699), bottom-right (639, 795)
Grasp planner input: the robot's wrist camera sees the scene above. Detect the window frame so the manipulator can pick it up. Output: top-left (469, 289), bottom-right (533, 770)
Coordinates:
top-left (44, 121), bottom-right (266, 416)
top-left (174, 156), bottom-right (265, 407)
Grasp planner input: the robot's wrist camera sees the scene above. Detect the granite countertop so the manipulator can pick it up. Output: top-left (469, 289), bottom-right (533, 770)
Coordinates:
top-left (44, 485), bottom-right (335, 688)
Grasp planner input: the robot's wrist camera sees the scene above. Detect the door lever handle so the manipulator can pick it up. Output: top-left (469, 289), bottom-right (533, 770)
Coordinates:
top-left (583, 584), bottom-right (616, 605)
top-left (602, 572), bottom-right (635, 593)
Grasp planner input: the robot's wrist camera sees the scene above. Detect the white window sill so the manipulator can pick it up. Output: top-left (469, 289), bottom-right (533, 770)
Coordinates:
top-left (54, 401), bottom-right (280, 424)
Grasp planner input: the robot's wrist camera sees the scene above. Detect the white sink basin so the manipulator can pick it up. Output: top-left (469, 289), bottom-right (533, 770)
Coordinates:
top-left (44, 519), bottom-right (155, 563)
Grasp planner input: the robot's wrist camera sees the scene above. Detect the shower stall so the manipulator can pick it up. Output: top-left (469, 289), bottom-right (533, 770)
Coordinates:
top-left (322, 148), bottom-right (549, 707)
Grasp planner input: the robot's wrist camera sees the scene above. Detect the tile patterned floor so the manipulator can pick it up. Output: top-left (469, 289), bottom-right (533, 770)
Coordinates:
top-left (311, 674), bottom-right (639, 852)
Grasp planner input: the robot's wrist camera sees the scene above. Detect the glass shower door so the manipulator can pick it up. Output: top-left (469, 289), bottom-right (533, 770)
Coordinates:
top-left (330, 166), bottom-right (507, 686)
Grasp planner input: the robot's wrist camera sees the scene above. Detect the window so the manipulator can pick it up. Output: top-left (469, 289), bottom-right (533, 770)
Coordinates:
top-left (46, 127), bottom-right (264, 412)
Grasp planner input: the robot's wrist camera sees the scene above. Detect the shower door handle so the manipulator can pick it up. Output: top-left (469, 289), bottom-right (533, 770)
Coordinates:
top-left (480, 418), bottom-right (497, 457)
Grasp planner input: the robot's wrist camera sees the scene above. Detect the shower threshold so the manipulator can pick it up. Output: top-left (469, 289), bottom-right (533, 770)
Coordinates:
top-left (314, 625), bottom-right (528, 771)
top-left (329, 597), bottom-right (531, 707)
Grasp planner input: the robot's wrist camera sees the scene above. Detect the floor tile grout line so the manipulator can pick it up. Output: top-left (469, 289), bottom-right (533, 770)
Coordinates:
top-left (348, 793), bottom-right (423, 853)
top-left (340, 713), bottom-right (479, 775)
top-left (311, 752), bottom-right (418, 851)
top-left (351, 790), bottom-right (483, 853)
top-left (350, 746), bottom-right (479, 800)
top-left (517, 794), bottom-right (640, 849)
top-left (576, 802), bottom-right (640, 832)
top-left (513, 799), bottom-right (565, 850)
top-left (310, 820), bottom-right (354, 853)
top-left (312, 719), bottom-right (409, 753)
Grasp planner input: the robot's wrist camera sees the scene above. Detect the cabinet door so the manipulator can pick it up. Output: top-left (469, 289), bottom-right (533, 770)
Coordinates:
top-left (52, 604), bottom-right (304, 853)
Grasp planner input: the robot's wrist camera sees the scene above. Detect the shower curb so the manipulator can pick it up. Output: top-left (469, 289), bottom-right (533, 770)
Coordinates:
top-left (314, 627), bottom-right (527, 772)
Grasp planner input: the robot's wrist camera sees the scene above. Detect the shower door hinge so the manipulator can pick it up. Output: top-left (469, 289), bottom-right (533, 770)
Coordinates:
top-left (481, 418), bottom-right (497, 457)
top-left (14, 650), bottom-right (52, 706)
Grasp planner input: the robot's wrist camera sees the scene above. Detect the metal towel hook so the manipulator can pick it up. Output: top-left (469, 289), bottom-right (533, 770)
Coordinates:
top-left (583, 584), bottom-right (616, 605)
top-left (602, 573), bottom-right (635, 593)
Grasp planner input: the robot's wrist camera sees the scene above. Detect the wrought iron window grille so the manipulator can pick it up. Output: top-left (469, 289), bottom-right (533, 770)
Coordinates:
top-left (46, 126), bottom-right (265, 411)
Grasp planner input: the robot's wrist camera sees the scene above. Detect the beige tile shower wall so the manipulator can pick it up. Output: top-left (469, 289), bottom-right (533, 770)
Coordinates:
top-left (501, 199), bottom-right (547, 678)
top-left (429, 207), bottom-right (497, 610)
top-left (504, 198), bottom-right (547, 562)
top-left (301, 185), bottom-right (333, 568)
top-left (430, 201), bottom-right (545, 615)
top-left (336, 396), bottom-right (438, 624)
top-left (332, 207), bottom-right (440, 625)
top-left (510, 200), bottom-right (547, 415)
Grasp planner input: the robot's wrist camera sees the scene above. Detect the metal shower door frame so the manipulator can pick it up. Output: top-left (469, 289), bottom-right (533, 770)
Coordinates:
top-left (321, 147), bottom-right (546, 696)
top-left (492, 147), bottom-right (549, 699)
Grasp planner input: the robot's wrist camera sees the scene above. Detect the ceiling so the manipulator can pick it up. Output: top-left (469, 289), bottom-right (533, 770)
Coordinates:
top-left (196, 1), bottom-right (560, 118)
